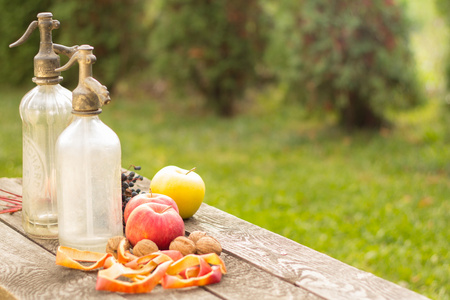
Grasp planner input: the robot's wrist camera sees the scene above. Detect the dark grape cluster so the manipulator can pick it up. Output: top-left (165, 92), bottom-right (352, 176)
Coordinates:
top-left (121, 165), bottom-right (144, 222)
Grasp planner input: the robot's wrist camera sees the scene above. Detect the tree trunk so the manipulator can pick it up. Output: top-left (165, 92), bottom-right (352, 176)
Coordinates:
top-left (211, 84), bottom-right (235, 118)
top-left (339, 91), bottom-right (385, 130)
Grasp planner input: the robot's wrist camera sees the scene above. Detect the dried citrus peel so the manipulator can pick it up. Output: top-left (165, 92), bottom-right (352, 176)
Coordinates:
top-left (55, 245), bottom-right (227, 294)
top-left (56, 246), bottom-right (111, 271)
top-left (162, 253), bottom-right (227, 289)
top-left (123, 252), bottom-right (175, 275)
top-left (96, 259), bottom-right (172, 293)
top-left (116, 237), bottom-right (137, 264)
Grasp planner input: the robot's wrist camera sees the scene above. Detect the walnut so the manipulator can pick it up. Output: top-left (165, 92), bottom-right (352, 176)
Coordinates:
top-left (196, 236), bottom-right (222, 256)
top-left (133, 239), bottom-right (159, 257)
top-left (106, 236), bottom-right (130, 259)
top-left (169, 236), bottom-right (196, 256)
top-left (188, 231), bottom-right (208, 244)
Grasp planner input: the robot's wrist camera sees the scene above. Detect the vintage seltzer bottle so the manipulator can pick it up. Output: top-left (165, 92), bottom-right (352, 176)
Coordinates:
top-left (9, 12), bottom-right (78, 238)
top-left (55, 45), bottom-right (123, 252)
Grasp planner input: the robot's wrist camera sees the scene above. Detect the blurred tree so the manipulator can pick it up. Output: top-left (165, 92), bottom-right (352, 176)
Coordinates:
top-left (50, 0), bottom-right (147, 89)
top-left (279, 0), bottom-right (423, 129)
top-left (263, 1), bottom-right (304, 97)
top-left (0, 0), bottom-right (147, 90)
top-left (0, 0), bottom-right (52, 86)
top-left (148, 0), bottom-right (266, 117)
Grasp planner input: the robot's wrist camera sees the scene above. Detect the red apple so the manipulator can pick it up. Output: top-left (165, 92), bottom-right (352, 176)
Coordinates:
top-left (124, 192), bottom-right (179, 224)
top-left (125, 202), bottom-right (185, 249)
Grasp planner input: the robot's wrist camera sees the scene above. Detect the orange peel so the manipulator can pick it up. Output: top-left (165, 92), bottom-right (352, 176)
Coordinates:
top-left (162, 253), bottom-right (227, 289)
top-left (55, 246), bottom-right (111, 271)
top-left (55, 245), bottom-right (226, 294)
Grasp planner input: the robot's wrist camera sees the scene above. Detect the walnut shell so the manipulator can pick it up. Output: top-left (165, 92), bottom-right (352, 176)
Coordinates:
top-left (169, 236), bottom-right (197, 256)
top-left (106, 236), bottom-right (130, 258)
top-left (188, 231), bottom-right (208, 244)
top-left (196, 236), bottom-right (222, 256)
top-left (133, 239), bottom-right (159, 257)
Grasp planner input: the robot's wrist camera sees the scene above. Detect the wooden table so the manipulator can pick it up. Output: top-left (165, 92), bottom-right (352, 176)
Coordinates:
top-left (0, 177), bottom-right (429, 300)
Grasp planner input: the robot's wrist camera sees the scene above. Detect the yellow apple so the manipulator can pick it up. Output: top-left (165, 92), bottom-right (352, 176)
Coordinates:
top-left (150, 166), bottom-right (205, 219)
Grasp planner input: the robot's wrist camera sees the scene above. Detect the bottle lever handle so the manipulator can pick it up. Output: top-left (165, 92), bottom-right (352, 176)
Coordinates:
top-left (9, 20), bottom-right (38, 48)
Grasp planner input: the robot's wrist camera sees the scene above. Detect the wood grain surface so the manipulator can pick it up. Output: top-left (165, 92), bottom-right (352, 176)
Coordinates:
top-left (0, 178), bottom-right (59, 253)
top-left (0, 177), bottom-right (430, 300)
top-left (204, 253), bottom-right (321, 300)
top-left (184, 204), bottom-right (430, 300)
top-left (0, 220), bottom-right (218, 300)
top-left (1, 177), bottom-right (317, 299)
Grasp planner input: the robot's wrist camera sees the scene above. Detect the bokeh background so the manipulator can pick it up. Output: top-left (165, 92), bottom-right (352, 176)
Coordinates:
top-left (0, 1), bottom-right (449, 298)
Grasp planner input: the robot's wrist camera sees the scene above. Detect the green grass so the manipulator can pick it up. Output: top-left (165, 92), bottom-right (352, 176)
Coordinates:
top-left (0, 89), bottom-right (22, 176)
top-left (1, 87), bottom-right (448, 299)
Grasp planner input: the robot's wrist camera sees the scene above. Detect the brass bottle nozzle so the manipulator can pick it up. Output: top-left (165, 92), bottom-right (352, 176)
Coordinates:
top-left (10, 12), bottom-right (78, 85)
top-left (56, 45), bottom-right (111, 114)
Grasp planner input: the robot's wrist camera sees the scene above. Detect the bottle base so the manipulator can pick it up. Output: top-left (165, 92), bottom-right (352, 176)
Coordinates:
top-left (59, 235), bottom-right (115, 253)
top-left (22, 217), bottom-right (58, 239)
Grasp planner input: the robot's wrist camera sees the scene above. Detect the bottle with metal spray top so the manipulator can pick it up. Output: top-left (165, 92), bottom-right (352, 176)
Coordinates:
top-left (55, 45), bottom-right (123, 252)
top-left (9, 12), bottom-right (78, 238)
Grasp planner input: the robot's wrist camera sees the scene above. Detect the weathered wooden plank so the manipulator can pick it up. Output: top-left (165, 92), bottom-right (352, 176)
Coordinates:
top-left (0, 178), bottom-right (217, 299)
top-left (184, 204), bottom-right (430, 300)
top-left (0, 177), bottom-right (59, 253)
top-left (0, 219), bottom-right (120, 300)
top-left (1, 177), bottom-right (430, 300)
top-left (0, 220), bottom-right (218, 300)
top-left (203, 253), bottom-right (322, 300)
top-left (1, 178), bottom-right (317, 299)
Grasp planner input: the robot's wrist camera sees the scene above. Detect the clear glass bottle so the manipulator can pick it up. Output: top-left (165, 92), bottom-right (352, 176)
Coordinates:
top-left (20, 84), bottom-right (72, 238)
top-left (56, 45), bottom-right (123, 252)
top-left (10, 13), bottom-right (78, 238)
top-left (56, 115), bottom-right (122, 252)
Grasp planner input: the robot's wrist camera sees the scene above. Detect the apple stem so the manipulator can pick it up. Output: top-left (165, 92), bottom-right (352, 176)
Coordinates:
top-left (186, 167), bottom-right (196, 175)
top-left (149, 188), bottom-right (153, 198)
top-left (161, 205), bottom-right (173, 214)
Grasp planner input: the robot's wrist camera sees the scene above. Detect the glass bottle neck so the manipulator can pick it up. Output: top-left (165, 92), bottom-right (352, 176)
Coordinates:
top-left (72, 114), bottom-right (100, 120)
